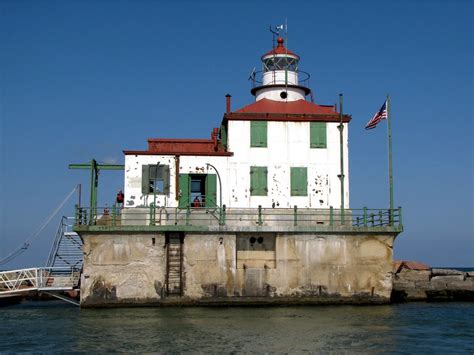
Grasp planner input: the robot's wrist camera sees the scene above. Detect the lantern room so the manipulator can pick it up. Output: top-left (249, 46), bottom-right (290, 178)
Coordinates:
top-left (251, 37), bottom-right (311, 102)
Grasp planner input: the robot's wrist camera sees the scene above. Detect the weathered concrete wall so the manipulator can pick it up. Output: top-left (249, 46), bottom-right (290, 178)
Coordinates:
top-left (80, 232), bottom-right (394, 306)
top-left (81, 233), bottom-right (166, 306)
top-left (184, 234), bottom-right (393, 303)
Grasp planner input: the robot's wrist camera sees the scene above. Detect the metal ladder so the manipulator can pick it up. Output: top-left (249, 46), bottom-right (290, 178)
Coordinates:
top-left (166, 234), bottom-right (183, 296)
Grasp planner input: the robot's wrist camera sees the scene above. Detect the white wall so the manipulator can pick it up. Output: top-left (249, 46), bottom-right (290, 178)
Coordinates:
top-left (124, 119), bottom-right (349, 209)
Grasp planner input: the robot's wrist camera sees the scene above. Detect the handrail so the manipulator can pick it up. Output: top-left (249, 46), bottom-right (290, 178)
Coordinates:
top-left (250, 70), bottom-right (311, 88)
top-left (75, 205), bottom-right (403, 230)
top-left (0, 267), bottom-right (81, 295)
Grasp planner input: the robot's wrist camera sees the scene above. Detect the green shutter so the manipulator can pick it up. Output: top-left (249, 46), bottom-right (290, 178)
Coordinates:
top-left (310, 122), bottom-right (327, 148)
top-left (291, 167), bottom-right (307, 196)
top-left (205, 174), bottom-right (217, 208)
top-left (178, 174), bottom-right (190, 208)
top-left (250, 166), bottom-right (268, 196)
top-left (141, 165), bottom-right (150, 194)
top-left (251, 121), bottom-right (267, 147)
top-left (220, 124), bottom-right (227, 148)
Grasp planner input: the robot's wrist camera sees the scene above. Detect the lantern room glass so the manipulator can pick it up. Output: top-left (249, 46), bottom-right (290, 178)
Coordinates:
top-left (263, 57), bottom-right (298, 72)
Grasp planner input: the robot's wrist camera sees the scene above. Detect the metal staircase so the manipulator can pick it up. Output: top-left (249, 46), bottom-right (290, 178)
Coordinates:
top-left (46, 216), bottom-right (83, 272)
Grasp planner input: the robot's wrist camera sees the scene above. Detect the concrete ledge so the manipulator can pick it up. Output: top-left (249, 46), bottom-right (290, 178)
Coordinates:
top-left (74, 224), bottom-right (402, 234)
top-left (80, 294), bottom-right (391, 308)
top-left (392, 267), bottom-right (474, 302)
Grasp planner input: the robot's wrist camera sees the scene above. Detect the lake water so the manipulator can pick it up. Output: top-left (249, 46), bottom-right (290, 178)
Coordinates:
top-left (1, 301), bottom-right (473, 353)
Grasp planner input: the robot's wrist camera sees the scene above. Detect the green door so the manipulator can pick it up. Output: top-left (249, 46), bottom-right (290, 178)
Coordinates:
top-left (205, 174), bottom-right (217, 208)
top-left (178, 174), bottom-right (190, 208)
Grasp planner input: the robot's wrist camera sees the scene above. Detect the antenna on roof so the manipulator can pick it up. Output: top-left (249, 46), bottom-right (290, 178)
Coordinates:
top-left (248, 67), bottom-right (256, 87)
top-left (269, 24), bottom-right (284, 49)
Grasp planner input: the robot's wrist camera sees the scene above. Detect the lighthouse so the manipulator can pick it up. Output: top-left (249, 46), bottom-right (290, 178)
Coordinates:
top-left (74, 33), bottom-right (402, 307)
top-left (251, 37), bottom-right (311, 102)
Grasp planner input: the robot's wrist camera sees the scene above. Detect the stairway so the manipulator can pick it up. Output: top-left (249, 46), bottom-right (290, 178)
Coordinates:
top-left (46, 217), bottom-right (83, 273)
top-left (166, 234), bottom-right (183, 295)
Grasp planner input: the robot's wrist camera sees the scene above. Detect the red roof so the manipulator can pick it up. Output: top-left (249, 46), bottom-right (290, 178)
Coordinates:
top-left (262, 37), bottom-right (299, 59)
top-left (123, 128), bottom-right (233, 156)
top-left (235, 98), bottom-right (337, 115)
top-left (394, 260), bottom-right (431, 273)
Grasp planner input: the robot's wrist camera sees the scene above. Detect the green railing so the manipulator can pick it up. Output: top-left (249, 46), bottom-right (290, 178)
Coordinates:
top-left (74, 205), bottom-right (403, 230)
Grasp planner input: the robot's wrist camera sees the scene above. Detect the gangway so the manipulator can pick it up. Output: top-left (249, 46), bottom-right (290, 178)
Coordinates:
top-left (0, 267), bottom-right (80, 306)
top-left (0, 216), bottom-right (83, 306)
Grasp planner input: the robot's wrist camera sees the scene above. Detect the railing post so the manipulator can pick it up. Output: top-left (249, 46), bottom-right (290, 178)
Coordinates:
top-left (363, 207), bottom-right (368, 227)
top-left (258, 205), bottom-right (263, 226)
top-left (220, 204), bottom-right (226, 226)
top-left (398, 206), bottom-right (403, 228)
top-left (329, 206), bottom-right (334, 226)
top-left (356, 217), bottom-right (360, 227)
top-left (378, 210), bottom-right (383, 226)
top-left (74, 204), bottom-right (79, 226)
top-left (370, 213), bottom-right (375, 226)
top-left (112, 203), bottom-right (116, 226)
top-left (149, 203), bottom-right (154, 226)
top-left (293, 205), bottom-right (298, 227)
top-left (186, 205), bottom-right (191, 226)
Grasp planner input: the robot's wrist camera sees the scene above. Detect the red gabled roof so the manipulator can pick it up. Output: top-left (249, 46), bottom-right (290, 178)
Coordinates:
top-left (262, 37), bottom-right (299, 59)
top-left (236, 98), bottom-right (337, 115)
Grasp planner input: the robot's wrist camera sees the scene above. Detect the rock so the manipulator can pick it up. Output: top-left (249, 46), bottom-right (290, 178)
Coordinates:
top-left (397, 269), bottom-right (430, 281)
top-left (430, 275), bottom-right (474, 291)
top-left (466, 271), bottom-right (474, 277)
top-left (431, 268), bottom-right (463, 276)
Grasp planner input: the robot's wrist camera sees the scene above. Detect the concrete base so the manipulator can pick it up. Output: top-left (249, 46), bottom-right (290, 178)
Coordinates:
top-left (80, 232), bottom-right (396, 307)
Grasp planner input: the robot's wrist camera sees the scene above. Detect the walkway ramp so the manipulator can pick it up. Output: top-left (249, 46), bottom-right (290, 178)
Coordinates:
top-left (0, 267), bottom-right (80, 295)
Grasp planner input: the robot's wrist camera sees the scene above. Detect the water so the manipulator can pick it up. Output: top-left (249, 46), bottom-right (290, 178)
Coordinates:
top-left (1, 302), bottom-right (473, 353)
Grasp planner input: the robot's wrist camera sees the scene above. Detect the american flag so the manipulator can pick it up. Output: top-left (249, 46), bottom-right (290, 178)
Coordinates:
top-left (365, 101), bottom-right (388, 130)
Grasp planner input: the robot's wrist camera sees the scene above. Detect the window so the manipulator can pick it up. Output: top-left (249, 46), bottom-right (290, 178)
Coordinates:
top-left (310, 122), bottom-right (327, 148)
top-left (250, 166), bottom-right (268, 196)
top-left (290, 167), bottom-right (307, 196)
top-left (263, 57), bottom-right (299, 72)
top-left (142, 164), bottom-right (170, 195)
top-left (251, 121), bottom-right (267, 147)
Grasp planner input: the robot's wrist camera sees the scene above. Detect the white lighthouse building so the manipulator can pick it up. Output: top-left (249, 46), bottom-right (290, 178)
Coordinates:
top-left (123, 37), bottom-right (349, 211)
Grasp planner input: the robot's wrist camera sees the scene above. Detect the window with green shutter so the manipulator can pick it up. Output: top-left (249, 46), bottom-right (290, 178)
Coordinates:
top-left (250, 121), bottom-right (267, 147)
top-left (290, 167), bottom-right (307, 196)
top-left (142, 164), bottom-right (170, 195)
top-left (310, 122), bottom-right (327, 148)
top-left (250, 166), bottom-right (268, 196)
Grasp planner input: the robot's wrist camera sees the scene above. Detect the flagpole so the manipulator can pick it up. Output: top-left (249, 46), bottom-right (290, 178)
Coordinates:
top-left (338, 93), bottom-right (345, 224)
top-left (387, 94), bottom-right (394, 223)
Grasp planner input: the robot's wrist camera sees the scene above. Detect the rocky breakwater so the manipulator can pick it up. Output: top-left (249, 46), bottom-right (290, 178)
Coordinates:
top-left (392, 261), bottom-right (474, 302)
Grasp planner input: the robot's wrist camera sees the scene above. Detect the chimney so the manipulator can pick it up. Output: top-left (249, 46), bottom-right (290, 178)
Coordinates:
top-left (225, 94), bottom-right (231, 113)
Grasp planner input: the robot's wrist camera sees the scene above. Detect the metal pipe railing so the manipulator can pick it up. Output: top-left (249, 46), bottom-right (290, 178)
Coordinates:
top-left (74, 205), bottom-right (403, 229)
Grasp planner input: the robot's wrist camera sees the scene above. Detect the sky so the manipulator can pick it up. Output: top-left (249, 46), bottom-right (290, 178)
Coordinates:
top-left (0, 0), bottom-right (472, 268)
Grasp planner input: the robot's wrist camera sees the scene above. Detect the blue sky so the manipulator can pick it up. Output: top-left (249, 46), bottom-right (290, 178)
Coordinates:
top-left (0, 0), bottom-right (472, 268)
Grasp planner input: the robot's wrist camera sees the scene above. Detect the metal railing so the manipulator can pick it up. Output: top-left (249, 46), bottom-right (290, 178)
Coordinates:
top-left (250, 70), bottom-right (311, 89)
top-left (74, 205), bottom-right (403, 230)
top-left (0, 267), bottom-right (81, 295)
